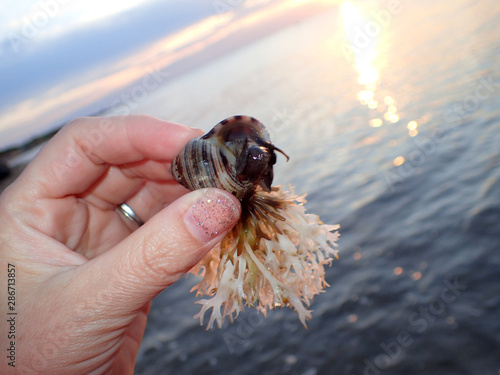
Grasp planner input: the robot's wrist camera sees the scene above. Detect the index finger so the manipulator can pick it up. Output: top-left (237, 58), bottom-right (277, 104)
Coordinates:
top-left (17, 115), bottom-right (201, 199)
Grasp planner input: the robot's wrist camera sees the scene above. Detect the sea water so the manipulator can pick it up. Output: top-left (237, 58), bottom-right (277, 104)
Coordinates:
top-left (133, 1), bottom-right (500, 374)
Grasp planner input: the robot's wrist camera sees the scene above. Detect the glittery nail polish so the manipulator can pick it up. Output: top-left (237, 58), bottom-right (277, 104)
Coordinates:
top-left (185, 190), bottom-right (240, 241)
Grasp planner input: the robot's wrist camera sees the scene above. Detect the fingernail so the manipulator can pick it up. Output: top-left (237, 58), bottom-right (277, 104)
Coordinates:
top-left (184, 189), bottom-right (241, 242)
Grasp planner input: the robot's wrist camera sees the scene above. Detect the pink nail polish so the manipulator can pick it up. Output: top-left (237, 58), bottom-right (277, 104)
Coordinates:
top-left (187, 190), bottom-right (240, 241)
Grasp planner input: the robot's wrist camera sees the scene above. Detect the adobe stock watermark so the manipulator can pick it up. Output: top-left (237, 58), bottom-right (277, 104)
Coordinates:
top-left (213, 0), bottom-right (245, 16)
top-left (47, 64), bottom-right (167, 181)
top-left (48, 117), bottom-right (116, 182)
top-left (222, 310), bottom-right (265, 353)
top-left (383, 128), bottom-right (447, 191)
top-left (442, 73), bottom-right (500, 126)
top-left (360, 277), bottom-right (467, 375)
top-left (7, 0), bottom-right (70, 53)
top-left (108, 65), bottom-right (170, 116)
top-left (384, 72), bottom-right (499, 191)
top-left (268, 107), bottom-right (293, 138)
top-left (341, 0), bottom-right (403, 63)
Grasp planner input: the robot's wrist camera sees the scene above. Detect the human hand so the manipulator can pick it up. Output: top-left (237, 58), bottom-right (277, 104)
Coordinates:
top-left (0, 116), bottom-right (241, 374)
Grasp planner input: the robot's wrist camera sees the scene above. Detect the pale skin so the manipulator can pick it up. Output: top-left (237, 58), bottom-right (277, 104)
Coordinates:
top-left (0, 116), bottom-right (241, 374)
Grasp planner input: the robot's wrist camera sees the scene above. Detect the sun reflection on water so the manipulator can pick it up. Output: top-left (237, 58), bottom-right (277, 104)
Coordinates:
top-left (341, 1), bottom-right (422, 160)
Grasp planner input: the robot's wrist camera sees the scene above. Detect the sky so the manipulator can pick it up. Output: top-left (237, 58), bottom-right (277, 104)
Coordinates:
top-left (0, 0), bottom-right (336, 150)
top-left (0, 0), bottom-right (215, 106)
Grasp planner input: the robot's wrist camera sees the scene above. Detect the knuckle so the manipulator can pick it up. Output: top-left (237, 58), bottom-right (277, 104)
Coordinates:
top-left (133, 230), bottom-right (187, 286)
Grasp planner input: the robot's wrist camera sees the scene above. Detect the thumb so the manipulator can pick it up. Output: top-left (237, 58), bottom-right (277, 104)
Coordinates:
top-left (79, 188), bottom-right (241, 315)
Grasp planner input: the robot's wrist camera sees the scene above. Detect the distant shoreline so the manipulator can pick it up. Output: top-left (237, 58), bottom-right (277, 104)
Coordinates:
top-left (0, 126), bottom-right (59, 160)
top-left (0, 122), bottom-right (63, 192)
top-left (0, 162), bottom-right (27, 193)
top-left (0, 1), bottom-right (337, 192)
top-left (0, 124), bottom-right (60, 192)
top-left (0, 0), bottom-right (335, 154)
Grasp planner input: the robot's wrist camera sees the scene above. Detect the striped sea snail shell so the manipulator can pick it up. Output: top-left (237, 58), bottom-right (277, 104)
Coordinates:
top-left (171, 115), bottom-right (288, 200)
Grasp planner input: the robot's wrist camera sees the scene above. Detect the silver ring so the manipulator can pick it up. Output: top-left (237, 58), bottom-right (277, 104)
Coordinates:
top-left (117, 202), bottom-right (144, 227)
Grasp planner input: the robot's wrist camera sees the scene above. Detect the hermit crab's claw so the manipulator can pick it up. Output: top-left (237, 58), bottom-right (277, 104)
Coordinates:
top-left (258, 165), bottom-right (274, 192)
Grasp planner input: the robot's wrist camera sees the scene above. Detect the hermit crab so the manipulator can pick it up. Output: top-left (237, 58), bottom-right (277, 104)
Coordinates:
top-left (171, 115), bottom-right (339, 329)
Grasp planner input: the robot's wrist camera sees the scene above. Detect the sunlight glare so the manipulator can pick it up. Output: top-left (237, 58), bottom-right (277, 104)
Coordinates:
top-left (342, 3), bottom-right (420, 136)
top-left (357, 64), bottom-right (379, 85)
top-left (342, 1), bottom-right (379, 85)
top-left (342, 2), bottom-right (362, 25)
top-left (384, 96), bottom-right (394, 105)
top-left (393, 156), bottom-right (405, 166)
top-left (357, 89), bottom-right (374, 105)
top-left (368, 99), bottom-right (378, 109)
